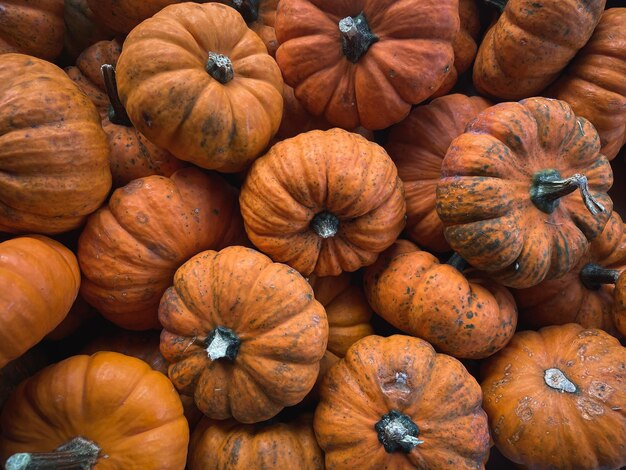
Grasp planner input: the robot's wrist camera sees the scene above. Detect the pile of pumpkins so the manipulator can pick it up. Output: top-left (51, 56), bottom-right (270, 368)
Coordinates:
top-left (0, 0), bottom-right (625, 469)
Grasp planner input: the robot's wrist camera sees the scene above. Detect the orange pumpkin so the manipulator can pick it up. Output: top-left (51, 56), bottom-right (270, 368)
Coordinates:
top-left (0, 352), bottom-right (189, 469)
top-left (615, 271), bottom-right (626, 336)
top-left (86, 0), bottom-right (177, 34)
top-left (159, 246), bottom-right (328, 423)
top-left (218, 0), bottom-right (279, 57)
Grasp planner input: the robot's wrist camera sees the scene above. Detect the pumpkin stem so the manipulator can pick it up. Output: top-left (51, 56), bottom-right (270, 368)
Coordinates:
top-left (101, 64), bottom-right (132, 127)
top-left (5, 437), bottom-right (101, 470)
top-left (446, 252), bottom-right (469, 272)
top-left (484, 0), bottom-right (508, 12)
top-left (311, 211), bottom-right (339, 239)
top-left (580, 263), bottom-right (620, 290)
top-left (205, 326), bottom-right (240, 361)
top-left (544, 368), bottom-right (577, 393)
top-left (338, 12), bottom-right (379, 63)
top-left (230, 0), bottom-right (260, 23)
top-left (530, 170), bottom-right (605, 215)
top-left (375, 410), bottom-right (424, 454)
top-left (206, 52), bottom-right (234, 84)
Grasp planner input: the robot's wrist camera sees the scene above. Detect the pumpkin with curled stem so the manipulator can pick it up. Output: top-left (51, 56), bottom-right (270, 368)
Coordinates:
top-left (437, 97), bottom-right (613, 289)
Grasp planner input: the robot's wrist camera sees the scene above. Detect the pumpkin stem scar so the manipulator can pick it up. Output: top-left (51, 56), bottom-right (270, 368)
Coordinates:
top-left (311, 211), bottom-right (339, 238)
top-left (447, 252), bottom-right (469, 272)
top-left (338, 12), bottom-right (379, 63)
top-left (484, 0), bottom-right (509, 12)
top-left (580, 263), bottom-right (620, 290)
top-left (206, 52), bottom-right (235, 84)
top-left (530, 169), bottom-right (605, 215)
top-left (375, 410), bottom-right (424, 453)
top-left (544, 368), bottom-right (577, 393)
top-left (5, 436), bottom-right (101, 470)
top-left (101, 64), bottom-right (133, 127)
top-left (205, 326), bottom-right (241, 361)
top-left (231, 0), bottom-right (260, 23)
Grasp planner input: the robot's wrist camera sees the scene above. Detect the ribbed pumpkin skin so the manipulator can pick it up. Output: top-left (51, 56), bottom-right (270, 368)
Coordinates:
top-left (219, 0), bottom-right (280, 57)
top-left (0, 0), bottom-right (64, 60)
top-left (159, 246), bottom-right (328, 424)
top-left (0, 352), bottom-right (189, 469)
top-left (274, 0), bottom-right (459, 130)
top-left (240, 128), bottom-right (406, 277)
top-left (0, 54), bottom-right (111, 234)
top-left (437, 97), bottom-right (613, 289)
top-left (78, 168), bottom-right (245, 330)
top-left (385, 94), bottom-right (491, 252)
top-left (0, 236), bottom-right (80, 368)
top-left (473, 0), bottom-right (606, 100)
top-left (481, 324), bottom-right (626, 470)
top-left (314, 335), bottom-right (491, 469)
top-left (116, 3), bottom-right (283, 173)
top-left (549, 8), bottom-right (626, 160)
top-left (188, 415), bottom-right (323, 469)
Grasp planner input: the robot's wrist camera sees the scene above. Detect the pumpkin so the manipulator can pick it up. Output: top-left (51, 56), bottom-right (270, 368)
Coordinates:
top-left (274, 0), bottom-right (460, 130)
top-left (548, 8), bottom-right (626, 160)
top-left (0, 53), bottom-right (111, 234)
top-left (0, 235), bottom-right (80, 368)
top-left (240, 128), bottom-right (406, 277)
top-left (513, 211), bottom-right (626, 335)
top-left (364, 240), bottom-right (517, 359)
top-left (473, 0), bottom-right (606, 100)
top-left (0, 352), bottom-right (189, 469)
top-left (159, 245), bottom-right (328, 423)
top-left (0, 0), bottom-right (64, 60)
top-left (481, 324), bottom-right (626, 469)
top-left (385, 93), bottom-right (491, 252)
top-left (115, 2), bottom-right (283, 173)
top-left (437, 97), bottom-right (613, 289)
top-left (78, 167), bottom-right (245, 330)
top-left (86, 0), bottom-right (178, 35)
top-left (188, 413), bottom-right (323, 469)
top-left (218, 0), bottom-right (279, 57)
top-left (314, 335), bottom-right (491, 468)
top-left (615, 271), bottom-right (626, 336)
top-left (62, 0), bottom-right (115, 63)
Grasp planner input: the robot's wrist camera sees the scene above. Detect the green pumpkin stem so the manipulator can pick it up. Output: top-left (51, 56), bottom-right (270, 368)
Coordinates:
top-left (484, 0), bottom-right (508, 12)
top-left (375, 410), bottom-right (424, 454)
top-left (231, 0), bottom-right (260, 23)
top-left (544, 368), bottom-right (577, 393)
top-left (5, 437), bottom-right (101, 470)
top-left (311, 211), bottom-right (339, 239)
top-left (206, 52), bottom-right (234, 84)
top-left (530, 170), bottom-right (605, 215)
top-left (205, 326), bottom-right (240, 361)
top-left (580, 263), bottom-right (620, 290)
top-left (446, 252), bottom-right (469, 272)
top-left (339, 12), bottom-right (379, 63)
top-left (101, 64), bottom-right (132, 127)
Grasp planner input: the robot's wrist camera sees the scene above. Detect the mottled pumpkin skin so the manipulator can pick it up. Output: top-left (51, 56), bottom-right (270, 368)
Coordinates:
top-left (240, 128), bottom-right (406, 277)
top-left (549, 8), bottom-right (626, 160)
top-left (364, 240), bottom-right (517, 359)
top-left (473, 0), bottom-right (606, 100)
top-left (0, 352), bottom-right (189, 469)
top-left (275, 0), bottom-right (459, 130)
top-left (78, 168), bottom-right (245, 330)
top-left (0, 54), bottom-right (111, 234)
top-left (189, 414), bottom-right (323, 469)
top-left (0, 0), bottom-right (64, 60)
top-left (116, 3), bottom-right (283, 173)
top-left (437, 97), bottom-right (613, 289)
top-left (314, 335), bottom-right (491, 469)
top-left (159, 246), bottom-right (328, 423)
top-left (615, 272), bottom-right (626, 337)
top-left (385, 94), bottom-right (491, 252)
top-left (481, 324), bottom-right (626, 470)
top-left (62, 0), bottom-right (115, 62)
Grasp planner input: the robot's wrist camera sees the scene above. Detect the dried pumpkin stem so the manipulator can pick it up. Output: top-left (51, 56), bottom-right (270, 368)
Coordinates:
top-left (101, 64), bottom-right (132, 127)
top-left (5, 437), bottom-right (101, 470)
top-left (205, 326), bottom-right (240, 361)
top-left (375, 410), bottom-right (423, 454)
top-left (231, 0), bottom-right (260, 23)
top-left (446, 252), bottom-right (469, 272)
top-left (544, 368), bottom-right (577, 393)
top-left (206, 52), bottom-right (234, 84)
top-left (484, 0), bottom-right (508, 12)
top-left (580, 263), bottom-right (620, 290)
top-left (530, 170), bottom-right (605, 215)
top-left (311, 211), bottom-right (339, 239)
top-left (338, 12), bottom-right (379, 63)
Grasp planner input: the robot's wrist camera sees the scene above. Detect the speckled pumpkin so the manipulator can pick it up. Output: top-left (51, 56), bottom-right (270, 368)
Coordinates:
top-left (437, 97), bottom-right (613, 289)
top-left (481, 324), bottom-right (626, 469)
top-left (314, 334), bottom-right (491, 469)
top-left (240, 128), bottom-right (406, 277)
top-left (385, 93), bottom-right (491, 252)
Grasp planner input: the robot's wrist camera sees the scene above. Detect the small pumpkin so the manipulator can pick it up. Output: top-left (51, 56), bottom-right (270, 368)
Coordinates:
top-left (437, 97), bottom-right (613, 289)
top-left (62, 0), bottom-right (115, 63)
top-left (218, 0), bottom-right (279, 57)
top-left (159, 245), bottom-right (328, 424)
top-left (0, 352), bottom-right (189, 469)
top-left (314, 335), bottom-right (491, 469)
top-left (481, 323), bottom-right (626, 469)
top-left (240, 128), bottom-right (406, 277)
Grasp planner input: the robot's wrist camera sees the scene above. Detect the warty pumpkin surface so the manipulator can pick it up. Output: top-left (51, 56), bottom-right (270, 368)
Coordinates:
top-left (473, 0), bottom-right (606, 100)
top-left (385, 93), bottom-right (491, 252)
top-left (437, 97), bottom-right (613, 289)
top-left (159, 246), bottom-right (329, 423)
top-left (274, 0), bottom-right (460, 130)
top-left (0, 352), bottom-right (189, 469)
top-left (314, 334), bottom-right (491, 469)
top-left (240, 128), bottom-right (406, 277)
top-left (116, 2), bottom-right (283, 173)
top-left (481, 324), bottom-right (626, 470)
top-left (78, 167), bottom-right (245, 330)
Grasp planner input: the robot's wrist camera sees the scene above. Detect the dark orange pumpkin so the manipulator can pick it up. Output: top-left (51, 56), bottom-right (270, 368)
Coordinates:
top-left (217, 0), bottom-right (279, 57)
top-left (481, 324), bottom-right (626, 469)
top-left (159, 245), bottom-right (328, 423)
top-left (86, 0), bottom-right (177, 35)
top-left (385, 93), bottom-right (491, 252)
top-left (274, 0), bottom-right (459, 130)
top-left (437, 97), bottom-right (613, 289)
top-left (62, 0), bottom-right (115, 62)
top-left (615, 271), bottom-right (626, 336)
top-left (240, 128), bottom-right (406, 277)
